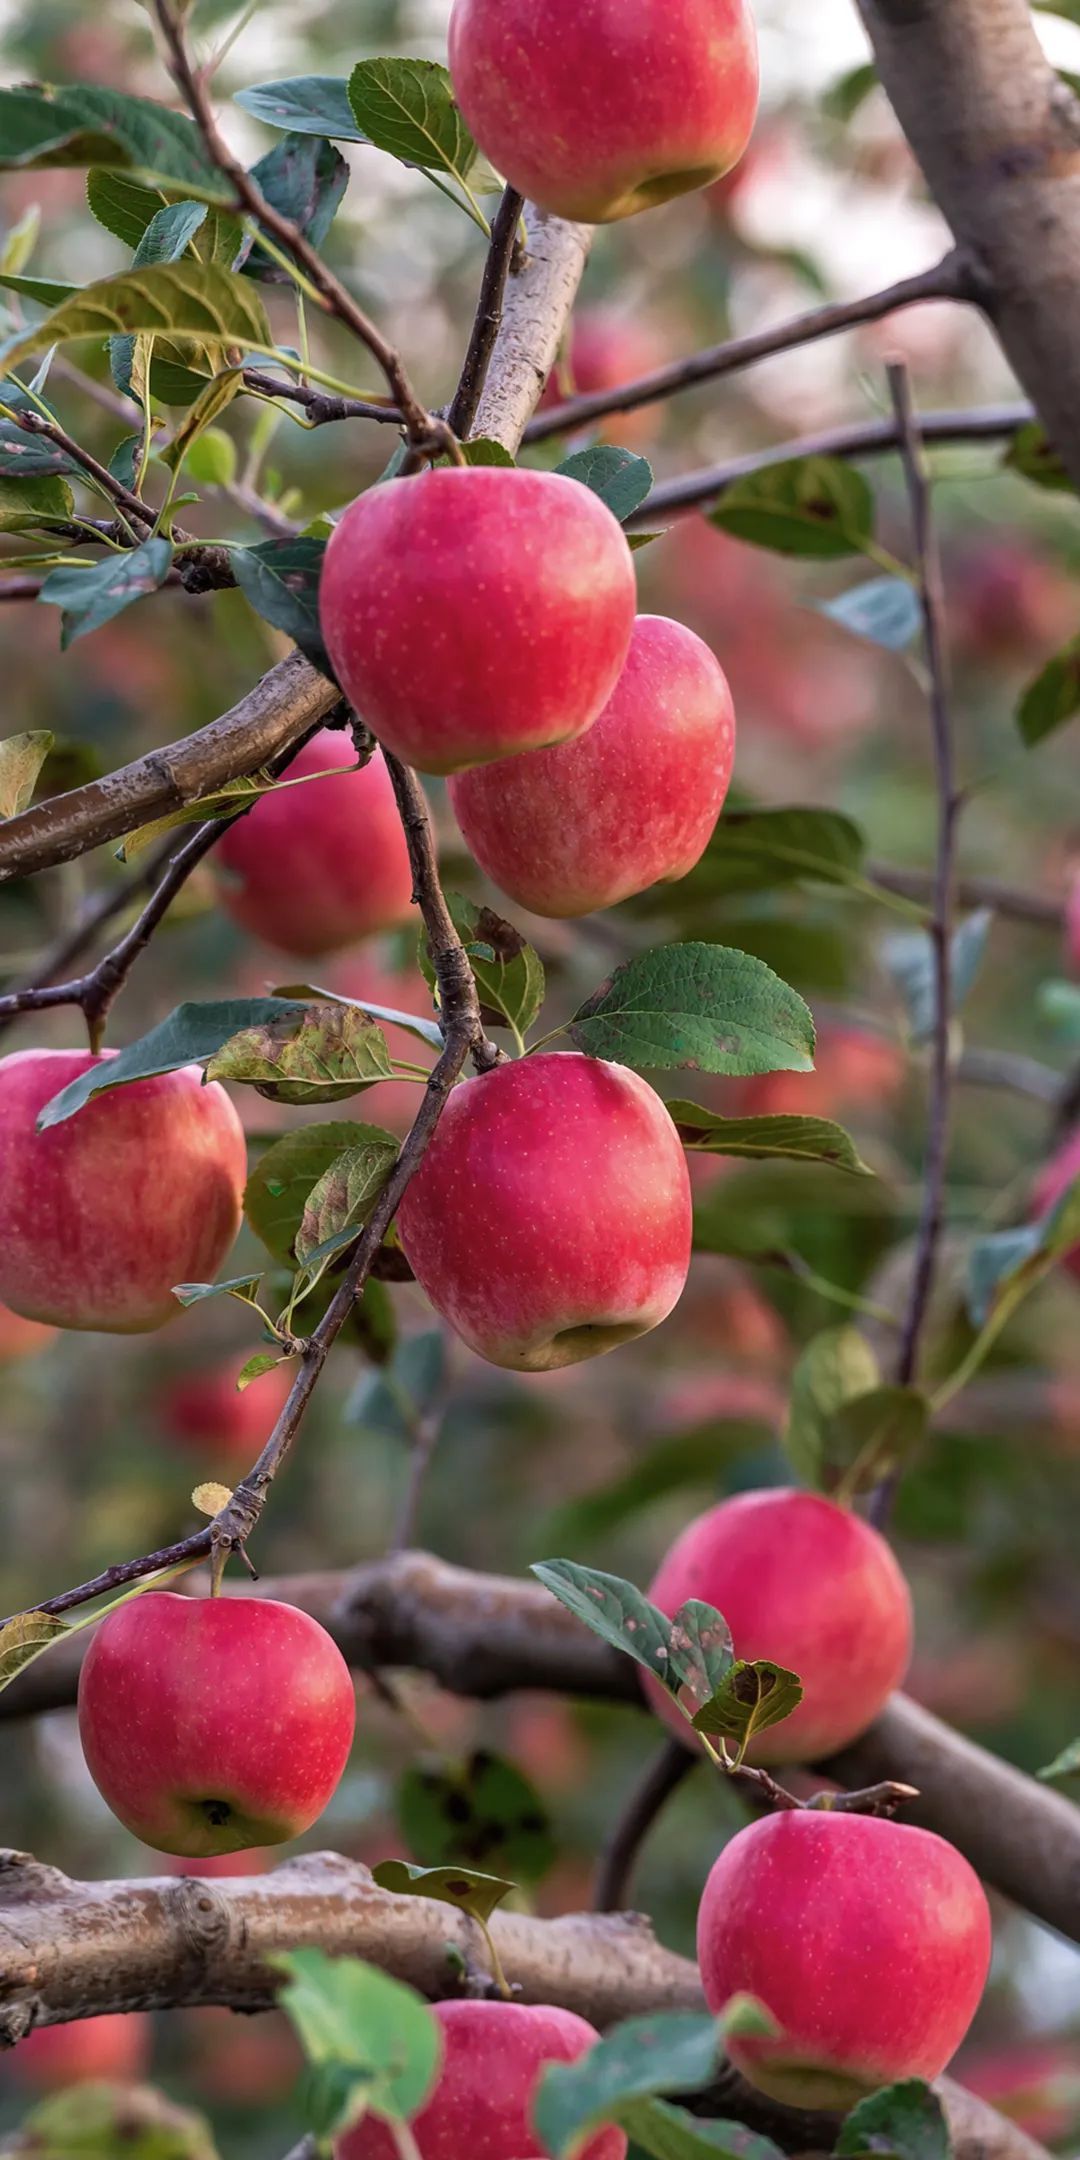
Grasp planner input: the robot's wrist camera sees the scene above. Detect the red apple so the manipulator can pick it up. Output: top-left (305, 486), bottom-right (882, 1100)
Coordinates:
top-left (159, 1354), bottom-right (293, 1467)
top-left (645, 1488), bottom-right (912, 1762)
top-left (78, 1593), bottom-right (356, 1855)
top-left (448, 0), bottom-right (758, 224)
top-left (698, 1810), bottom-right (992, 2108)
top-left (0, 1299), bottom-right (57, 1362)
top-left (540, 308), bottom-right (671, 445)
top-left (959, 2041), bottom-right (1080, 2145)
top-left (737, 1027), bottom-right (904, 1121)
top-left (449, 616), bottom-right (735, 917)
top-left (181, 2007), bottom-right (302, 2104)
top-left (396, 1053), bottom-right (692, 1371)
top-left (319, 468), bottom-right (637, 775)
top-left (0, 1051), bottom-right (247, 1333)
top-left (10, 2012), bottom-right (150, 2090)
top-left (214, 735), bottom-right (414, 957)
top-left (1032, 1127), bottom-right (1080, 1281)
top-left (336, 1999), bottom-right (626, 2159)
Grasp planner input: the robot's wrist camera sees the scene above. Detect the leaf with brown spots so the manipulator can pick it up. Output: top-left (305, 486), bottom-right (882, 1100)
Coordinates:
top-left (206, 1002), bottom-right (393, 1104)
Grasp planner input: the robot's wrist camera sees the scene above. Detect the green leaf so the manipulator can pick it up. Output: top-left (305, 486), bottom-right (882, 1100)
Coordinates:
top-left (274, 1948), bottom-right (440, 2125)
top-left (1038, 1736), bottom-right (1080, 1781)
top-left (667, 1599), bottom-right (735, 1715)
top-left (783, 1325), bottom-right (881, 1489)
top-left (396, 1750), bottom-right (556, 1882)
top-left (372, 1858), bottom-right (516, 1925)
top-left (0, 1607), bottom-right (71, 1692)
top-left (37, 997), bottom-right (307, 1127)
top-left (246, 132), bottom-right (349, 279)
top-left (531, 1559), bottom-right (688, 1699)
top-left (668, 1103), bottom-right (870, 1175)
top-left (172, 1274), bottom-right (264, 1309)
top-left (420, 893), bottom-right (545, 1041)
top-left (185, 426), bottom-right (237, 486)
top-left (237, 1351), bottom-right (288, 1391)
top-left (205, 1002), bottom-right (393, 1104)
top-left (160, 366), bottom-right (243, 473)
top-left (626, 2102), bottom-right (789, 2160)
top-left (0, 262), bottom-right (272, 378)
top-left (1003, 418), bottom-right (1072, 493)
top-left (566, 942), bottom-right (815, 1077)
top-left (347, 58), bottom-right (477, 183)
top-left (690, 1659), bottom-right (803, 1752)
top-left (349, 1328), bottom-right (447, 1440)
top-left (1017, 635), bottom-right (1080, 747)
top-left (827, 1386), bottom-right (930, 1498)
top-left (821, 61), bottom-right (881, 122)
top-left (0, 468), bottom-right (72, 527)
top-left (816, 576), bottom-right (920, 650)
top-left (245, 1121), bottom-right (386, 1263)
top-left (673, 805), bottom-right (868, 904)
top-left (273, 978), bottom-right (444, 1053)
top-left (117, 771), bottom-right (269, 862)
top-left (837, 2079), bottom-right (950, 2160)
top-left (711, 457), bottom-right (876, 559)
top-left (87, 166), bottom-right (168, 248)
top-left (0, 728), bottom-right (54, 817)
top-left (231, 536), bottom-right (334, 678)
top-left (1040, 979), bottom-right (1080, 1043)
top-left (294, 1135), bottom-right (400, 1264)
top-left (964, 1179), bottom-right (1080, 1341)
top-left (555, 443), bottom-right (654, 523)
top-left (0, 268), bottom-right (80, 306)
top-left (883, 909), bottom-right (991, 1043)
top-left (0, 84), bottom-right (211, 180)
top-left (533, 2013), bottom-right (725, 2159)
top-left (459, 436), bottom-right (515, 466)
top-left (13, 2079), bottom-right (221, 2159)
top-left (38, 538), bottom-right (175, 649)
top-left (236, 77), bottom-right (368, 144)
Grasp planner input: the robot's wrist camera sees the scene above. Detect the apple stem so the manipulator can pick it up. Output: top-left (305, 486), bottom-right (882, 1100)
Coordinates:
top-left (811, 1781), bottom-right (921, 1819)
top-left (476, 1914), bottom-right (515, 2001)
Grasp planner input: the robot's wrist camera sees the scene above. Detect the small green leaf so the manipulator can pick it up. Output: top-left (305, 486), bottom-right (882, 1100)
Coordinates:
top-left (0, 728), bottom-right (54, 817)
top-left (566, 942), bottom-right (815, 1078)
top-left (718, 1995), bottom-right (783, 2043)
top-left (294, 1135), bottom-right (400, 1264)
top-left (783, 1325), bottom-right (881, 1489)
top-left (206, 1003), bottom-right (393, 1105)
top-left (533, 2013), bottom-right (726, 2159)
top-left (690, 1659), bottom-right (803, 1752)
top-left (837, 2078), bottom-right (950, 2160)
top-left (37, 997), bottom-right (307, 1126)
top-left (349, 1328), bottom-right (447, 1440)
top-left (117, 771), bottom-right (269, 862)
top-left (1038, 1736), bottom-right (1080, 1781)
top-left (821, 61), bottom-right (881, 122)
top-left (555, 443), bottom-right (653, 523)
top-left (245, 1121), bottom-right (386, 1263)
top-left (237, 1351), bottom-right (288, 1391)
top-left (236, 77), bottom-right (368, 143)
top-left (347, 58), bottom-right (477, 184)
top-left (161, 367), bottom-right (244, 473)
top-left (531, 1559), bottom-right (686, 1698)
top-left (420, 893), bottom-right (544, 1040)
top-left (458, 436), bottom-right (515, 466)
top-left (372, 1858), bottom-right (516, 1925)
top-left (184, 426), bottom-right (237, 486)
top-left (274, 1948), bottom-right (440, 2126)
top-left (0, 83), bottom-right (212, 181)
top-left (668, 1103), bottom-right (870, 1176)
top-left (883, 909), bottom-right (991, 1043)
top-left (38, 539), bottom-right (175, 648)
top-left (87, 166), bottom-right (170, 248)
top-left (1040, 979), bottom-right (1080, 1043)
top-left (667, 1599), bottom-right (734, 1715)
top-left (246, 132), bottom-right (349, 280)
top-left (1017, 635), bottom-right (1080, 747)
top-left (396, 1750), bottom-right (555, 1882)
top-left (1003, 418), bottom-right (1072, 493)
top-left (232, 536), bottom-right (333, 678)
top-left (816, 576), bottom-right (920, 650)
top-left (172, 1274), bottom-right (264, 1308)
top-left (711, 457), bottom-right (876, 559)
top-left (829, 1386), bottom-right (929, 1498)
top-left (0, 1608), bottom-right (71, 1692)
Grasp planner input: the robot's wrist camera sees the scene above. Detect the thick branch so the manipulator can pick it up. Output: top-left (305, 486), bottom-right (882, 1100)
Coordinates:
top-left (525, 253), bottom-right (973, 442)
top-left (0, 1851), bottom-right (1046, 2160)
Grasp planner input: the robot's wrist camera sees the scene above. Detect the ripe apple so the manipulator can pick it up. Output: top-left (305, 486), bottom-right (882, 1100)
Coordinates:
top-left (645, 1488), bottom-right (912, 1761)
top-left (181, 2007), bottom-right (302, 2105)
top-left (319, 468), bottom-right (637, 775)
top-left (214, 735), bottom-right (414, 958)
top-left (448, 0), bottom-right (758, 224)
top-left (737, 1027), bottom-right (904, 1120)
top-left (1032, 1127), bottom-right (1080, 1281)
top-left (78, 1593), bottom-right (356, 1855)
top-left (336, 1999), bottom-right (626, 2159)
top-left (698, 1810), bottom-right (992, 2108)
top-left (959, 2042), bottom-right (1080, 2146)
top-left (10, 2012), bottom-right (150, 2090)
top-left (540, 308), bottom-right (670, 445)
top-left (159, 1353), bottom-right (293, 1467)
top-left (449, 616), bottom-right (735, 918)
top-left (0, 1051), bottom-right (247, 1334)
top-left (0, 1299), bottom-right (56, 1362)
top-left (396, 1053), bottom-right (692, 1371)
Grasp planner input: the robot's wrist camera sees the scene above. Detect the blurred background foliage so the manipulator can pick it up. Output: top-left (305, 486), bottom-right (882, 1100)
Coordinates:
top-left (2, 0), bottom-right (1080, 2153)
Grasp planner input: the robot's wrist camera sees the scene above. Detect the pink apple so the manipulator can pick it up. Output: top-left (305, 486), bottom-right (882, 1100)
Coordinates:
top-left (0, 1051), bottom-right (247, 1333)
top-left (959, 2042), bottom-right (1080, 2146)
top-left (159, 1353), bottom-right (293, 1467)
top-left (10, 2012), bottom-right (150, 2090)
top-left (645, 1488), bottom-right (912, 1762)
top-left (1032, 1127), bottom-right (1080, 1281)
top-left (396, 1053), bottom-right (692, 1371)
top-left (540, 308), bottom-right (671, 445)
top-left (78, 1593), bottom-right (356, 1855)
top-left (214, 735), bottom-right (414, 958)
top-left (449, 617), bottom-right (735, 917)
top-left (448, 0), bottom-right (758, 224)
top-left (737, 1027), bottom-right (904, 1120)
top-left (0, 1299), bottom-right (56, 1362)
top-left (319, 468), bottom-right (636, 776)
top-left (698, 1810), bottom-right (992, 2108)
top-left (336, 1999), bottom-right (626, 2159)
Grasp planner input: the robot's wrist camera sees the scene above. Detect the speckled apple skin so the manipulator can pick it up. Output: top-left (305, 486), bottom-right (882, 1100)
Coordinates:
top-left (397, 1054), bottom-right (692, 1371)
top-left (448, 0), bottom-right (759, 223)
top-left (450, 616), bottom-right (735, 917)
top-left (698, 1811), bottom-right (992, 2109)
top-left (336, 1999), bottom-right (627, 2160)
top-left (214, 735), bottom-right (414, 957)
top-left (0, 1050), bottom-right (247, 1332)
top-left (78, 1594), bottom-right (356, 1855)
top-left (645, 1489), bottom-right (912, 1762)
top-left (319, 468), bottom-right (637, 776)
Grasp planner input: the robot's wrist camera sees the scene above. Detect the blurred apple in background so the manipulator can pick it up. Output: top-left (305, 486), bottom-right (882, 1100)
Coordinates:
top-left (9, 2012), bottom-right (150, 2090)
top-left (0, 1300), bottom-right (57, 1363)
top-left (539, 307), bottom-right (671, 445)
top-left (159, 1354), bottom-right (292, 1467)
top-left (738, 1026), bottom-right (904, 1119)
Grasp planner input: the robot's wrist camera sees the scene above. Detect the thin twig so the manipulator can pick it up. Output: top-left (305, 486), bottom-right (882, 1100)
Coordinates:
top-left (525, 251), bottom-right (976, 442)
top-left (871, 861), bottom-right (1062, 929)
top-left (152, 0), bottom-right (448, 455)
top-left (447, 187), bottom-right (526, 440)
top-left (872, 361), bottom-right (961, 1528)
top-left (592, 1740), bottom-right (697, 1911)
top-left (241, 368), bottom-right (399, 426)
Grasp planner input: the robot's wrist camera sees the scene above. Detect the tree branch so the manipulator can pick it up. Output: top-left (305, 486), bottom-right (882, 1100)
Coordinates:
top-left (525, 253), bottom-right (975, 442)
top-left (870, 862), bottom-right (1062, 930)
top-left (447, 186), bottom-right (527, 440)
top-left (592, 1740), bottom-right (697, 1912)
